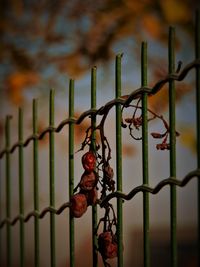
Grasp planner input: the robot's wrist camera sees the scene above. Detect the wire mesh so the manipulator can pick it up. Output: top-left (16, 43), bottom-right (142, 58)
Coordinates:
top-left (0, 12), bottom-right (200, 267)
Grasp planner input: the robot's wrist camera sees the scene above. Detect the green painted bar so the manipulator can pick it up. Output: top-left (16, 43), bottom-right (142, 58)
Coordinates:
top-left (18, 108), bottom-right (25, 267)
top-left (0, 159), bottom-right (0, 266)
top-left (33, 99), bottom-right (39, 267)
top-left (6, 115), bottom-right (12, 267)
top-left (168, 27), bottom-right (177, 267)
top-left (0, 178), bottom-right (0, 266)
top-left (195, 9), bottom-right (200, 267)
top-left (0, 172), bottom-right (0, 266)
top-left (141, 42), bottom-right (150, 267)
top-left (91, 67), bottom-right (98, 267)
top-left (68, 80), bottom-right (75, 267)
top-left (49, 90), bottom-right (56, 267)
top-left (115, 54), bottom-right (123, 267)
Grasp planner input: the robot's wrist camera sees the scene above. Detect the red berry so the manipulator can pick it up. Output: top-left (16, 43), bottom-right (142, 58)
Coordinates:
top-left (82, 151), bottom-right (96, 172)
top-left (70, 193), bottom-right (87, 218)
top-left (104, 243), bottom-right (118, 259)
top-left (79, 171), bottom-right (97, 191)
top-left (98, 231), bottom-right (118, 259)
top-left (98, 231), bottom-right (112, 247)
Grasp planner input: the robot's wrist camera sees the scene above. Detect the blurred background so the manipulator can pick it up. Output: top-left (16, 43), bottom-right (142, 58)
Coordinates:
top-left (0, 0), bottom-right (199, 266)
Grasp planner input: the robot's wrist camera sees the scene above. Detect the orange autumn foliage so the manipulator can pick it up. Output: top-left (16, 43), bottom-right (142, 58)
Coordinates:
top-left (6, 71), bottom-right (39, 105)
top-left (0, 0), bottom-right (196, 119)
top-left (142, 14), bottom-right (163, 39)
top-left (160, 0), bottom-right (190, 24)
top-left (179, 126), bottom-right (196, 154)
top-left (148, 83), bottom-right (192, 113)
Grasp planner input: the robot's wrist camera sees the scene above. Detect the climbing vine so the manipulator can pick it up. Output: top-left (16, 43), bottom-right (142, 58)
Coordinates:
top-left (70, 95), bottom-right (180, 266)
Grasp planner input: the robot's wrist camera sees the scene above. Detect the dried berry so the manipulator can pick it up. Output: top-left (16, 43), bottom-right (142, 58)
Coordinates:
top-left (82, 151), bottom-right (96, 172)
top-left (79, 171), bottom-right (98, 191)
top-left (98, 232), bottom-right (112, 248)
top-left (85, 188), bottom-right (98, 206)
top-left (151, 132), bottom-right (165, 139)
top-left (104, 242), bottom-right (118, 259)
top-left (156, 143), bottom-right (170, 150)
top-left (98, 231), bottom-right (118, 259)
top-left (125, 118), bottom-right (133, 123)
top-left (133, 117), bottom-right (142, 129)
top-left (104, 165), bottom-right (114, 180)
top-left (70, 193), bottom-right (87, 218)
top-left (125, 117), bottom-right (142, 129)
top-left (104, 165), bottom-right (115, 192)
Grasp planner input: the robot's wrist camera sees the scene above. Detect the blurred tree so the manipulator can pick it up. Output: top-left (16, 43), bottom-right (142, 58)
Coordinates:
top-left (0, 0), bottom-right (198, 105)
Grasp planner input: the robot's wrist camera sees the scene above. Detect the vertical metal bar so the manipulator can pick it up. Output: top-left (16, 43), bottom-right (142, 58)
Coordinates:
top-left (195, 9), bottom-right (200, 267)
top-left (115, 54), bottom-right (123, 267)
top-left (18, 108), bottom-right (24, 267)
top-left (49, 90), bottom-right (56, 267)
top-left (141, 42), bottom-right (150, 267)
top-left (6, 115), bottom-right (12, 267)
top-left (168, 27), bottom-right (177, 267)
top-left (33, 99), bottom-right (39, 267)
top-left (0, 154), bottom-right (2, 262)
top-left (91, 67), bottom-right (98, 267)
top-left (68, 80), bottom-right (75, 267)
top-left (0, 161), bottom-right (2, 262)
top-left (0, 168), bottom-right (0, 266)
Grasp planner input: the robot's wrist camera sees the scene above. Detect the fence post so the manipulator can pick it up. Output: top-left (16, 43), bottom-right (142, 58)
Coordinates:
top-left (168, 27), bottom-right (177, 267)
top-left (18, 108), bottom-right (25, 267)
top-left (6, 115), bottom-right (12, 267)
top-left (91, 67), bottom-right (98, 267)
top-left (49, 89), bottom-right (56, 267)
top-left (115, 54), bottom-right (123, 267)
top-left (33, 99), bottom-right (39, 267)
top-left (68, 80), bottom-right (75, 267)
top-left (195, 9), bottom-right (200, 267)
top-left (141, 41), bottom-right (150, 267)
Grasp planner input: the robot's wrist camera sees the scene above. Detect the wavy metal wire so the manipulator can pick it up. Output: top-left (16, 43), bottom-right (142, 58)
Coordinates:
top-left (0, 59), bottom-right (200, 230)
top-left (0, 59), bottom-right (199, 159)
top-left (0, 169), bottom-right (199, 228)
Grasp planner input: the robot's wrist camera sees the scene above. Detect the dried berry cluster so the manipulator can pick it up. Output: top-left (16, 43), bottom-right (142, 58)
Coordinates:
top-left (70, 151), bottom-right (98, 218)
top-left (96, 201), bottom-right (120, 266)
top-left (121, 97), bottom-right (180, 150)
top-left (70, 133), bottom-right (118, 266)
top-left (69, 94), bottom-right (179, 266)
top-left (70, 147), bottom-right (118, 266)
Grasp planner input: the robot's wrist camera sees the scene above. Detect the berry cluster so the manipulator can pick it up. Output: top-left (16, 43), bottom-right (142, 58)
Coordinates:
top-left (122, 97), bottom-right (180, 149)
top-left (69, 145), bottom-right (118, 266)
top-left (70, 151), bottom-right (98, 218)
top-left (69, 97), bottom-right (180, 266)
top-left (150, 116), bottom-right (180, 150)
top-left (96, 200), bottom-right (120, 266)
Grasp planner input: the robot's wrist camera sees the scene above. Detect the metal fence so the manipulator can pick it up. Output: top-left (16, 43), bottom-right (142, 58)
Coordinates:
top-left (0, 11), bottom-right (200, 267)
